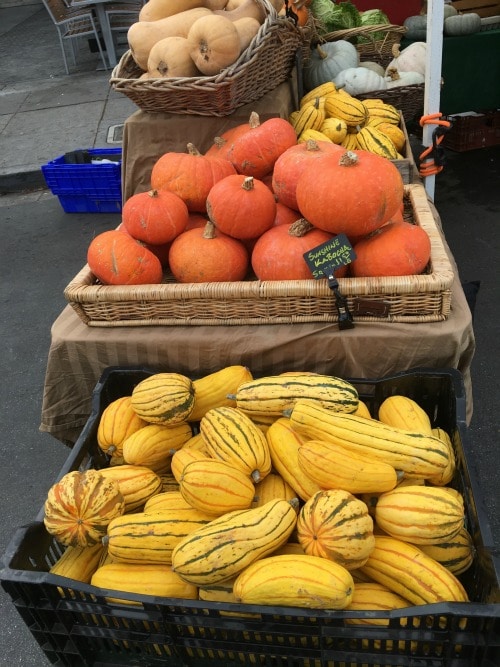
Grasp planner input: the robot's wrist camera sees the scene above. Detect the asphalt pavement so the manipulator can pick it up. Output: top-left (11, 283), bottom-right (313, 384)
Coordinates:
top-left (0, 4), bottom-right (499, 666)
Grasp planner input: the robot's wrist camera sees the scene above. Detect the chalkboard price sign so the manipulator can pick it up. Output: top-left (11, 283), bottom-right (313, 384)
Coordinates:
top-left (303, 233), bottom-right (356, 279)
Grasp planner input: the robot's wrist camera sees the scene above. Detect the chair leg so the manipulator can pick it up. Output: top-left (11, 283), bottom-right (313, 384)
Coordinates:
top-left (91, 18), bottom-right (109, 71)
top-left (57, 32), bottom-right (70, 75)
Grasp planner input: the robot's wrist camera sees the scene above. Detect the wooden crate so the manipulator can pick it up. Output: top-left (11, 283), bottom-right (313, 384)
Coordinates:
top-left (451, 0), bottom-right (500, 17)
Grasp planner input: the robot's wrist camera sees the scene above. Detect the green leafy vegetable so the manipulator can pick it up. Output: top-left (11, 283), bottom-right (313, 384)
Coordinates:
top-left (358, 9), bottom-right (391, 42)
top-left (310, 0), bottom-right (362, 35)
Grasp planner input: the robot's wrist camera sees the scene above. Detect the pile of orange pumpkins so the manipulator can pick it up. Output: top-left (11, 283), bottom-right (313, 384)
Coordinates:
top-left (87, 111), bottom-right (431, 286)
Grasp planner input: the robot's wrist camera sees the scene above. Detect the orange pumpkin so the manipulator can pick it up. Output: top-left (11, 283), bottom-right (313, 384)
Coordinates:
top-left (295, 150), bottom-right (404, 238)
top-left (350, 220), bottom-right (431, 277)
top-left (151, 143), bottom-right (236, 212)
top-left (168, 221), bottom-right (249, 282)
top-left (185, 212), bottom-right (210, 230)
top-left (273, 202), bottom-right (302, 226)
top-left (229, 113), bottom-right (297, 179)
top-left (206, 174), bottom-right (277, 239)
top-left (87, 230), bottom-right (163, 285)
top-left (122, 189), bottom-right (189, 245)
top-left (205, 113), bottom-right (256, 160)
top-left (272, 139), bottom-right (342, 211)
top-left (251, 219), bottom-right (348, 280)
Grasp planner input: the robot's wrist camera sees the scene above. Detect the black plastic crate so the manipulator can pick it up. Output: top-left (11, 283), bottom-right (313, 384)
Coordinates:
top-left (1, 367), bottom-right (499, 667)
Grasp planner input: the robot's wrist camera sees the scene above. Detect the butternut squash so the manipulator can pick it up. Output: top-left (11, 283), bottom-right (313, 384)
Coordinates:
top-left (140, 0), bottom-right (228, 23)
top-left (147, 36), bottom-right (202, 78)
top-left (187, 14), bottom-right (242, 75)
top-left (214, 0), bottom-right (267, 24)
top-left (233, 17), bottom-right (261, 51)
top-left (128, 8), bottom-right (213, 71)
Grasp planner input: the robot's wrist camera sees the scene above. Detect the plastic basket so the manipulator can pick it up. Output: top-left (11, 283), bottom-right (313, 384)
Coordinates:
top-left (41, 148), bottom-right (122, 197)
top-left (1, 366), bottom-right (499, 667)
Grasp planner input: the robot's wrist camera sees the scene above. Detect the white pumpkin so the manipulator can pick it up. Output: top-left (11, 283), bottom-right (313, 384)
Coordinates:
top-left (334, 67), bottom-right (387, 96)
top-left (385, 67), bottom-right (425, 88)
top-left (358, 61), bottom-right (386, 78)
top-left (303, 40), bottom-right (359, 91)
top-left (385, 42), bottom-right (426, 77)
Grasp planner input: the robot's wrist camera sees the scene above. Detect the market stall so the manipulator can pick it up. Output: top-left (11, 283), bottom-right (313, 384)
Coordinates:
top-left (3, 1), bottom-right (499, 666)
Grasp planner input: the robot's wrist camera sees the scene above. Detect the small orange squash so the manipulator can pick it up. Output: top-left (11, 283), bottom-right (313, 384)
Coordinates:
top-left (168, 221), bottom-right (249, 282)
top-left (295, 149), bottom-right (404, 238)
top-left (251, 218), bottom-right (341, 281)
top-left (206, 174), bottom-right (277, 240)
top-left (151, 143), bottom-right (236, 213)
top-left (350, 220), bottom-right (431, 277)
top-left (122, 189), bottom-right (189, 245)
top-left (229, 113), bottom-right (298, 179)
top-left (87, 230), bottom-right (163, 286)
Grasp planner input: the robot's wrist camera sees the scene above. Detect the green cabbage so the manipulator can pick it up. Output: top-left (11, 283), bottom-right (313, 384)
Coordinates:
top-left (358, 8), bottom-right (391, 42)
top-left (310, 0), bottom-right (362, 35)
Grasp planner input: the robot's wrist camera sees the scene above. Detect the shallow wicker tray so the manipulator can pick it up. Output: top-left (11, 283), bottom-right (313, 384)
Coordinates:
top-left (64, 184), bottom-right (454, 327)
top-left (109, 0), bottom-right (303, 117)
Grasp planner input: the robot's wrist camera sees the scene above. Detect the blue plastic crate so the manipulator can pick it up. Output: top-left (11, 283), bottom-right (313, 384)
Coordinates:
top-left (41, 148), bottom-right (122, 200)
top-left (57, 194), bottom-right (122, 214)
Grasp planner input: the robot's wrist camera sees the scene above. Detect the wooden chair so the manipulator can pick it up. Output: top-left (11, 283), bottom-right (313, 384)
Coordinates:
top-left (41, 0), bottom-right (108, 74)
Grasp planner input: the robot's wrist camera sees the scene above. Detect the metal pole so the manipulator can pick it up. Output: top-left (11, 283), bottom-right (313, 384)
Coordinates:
top-left (422, 0), bottom-right (445, 201)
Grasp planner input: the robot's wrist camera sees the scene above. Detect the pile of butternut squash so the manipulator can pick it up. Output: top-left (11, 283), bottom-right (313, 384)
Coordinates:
top-left (128, 0), bottom-right (285, 77)
top-left (45, 366), bottom-right (475, 614)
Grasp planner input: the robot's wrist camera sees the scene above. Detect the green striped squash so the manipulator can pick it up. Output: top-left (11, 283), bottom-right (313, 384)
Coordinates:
top-left (375, 485), bottom-right (465, 545)
top-left (289, 402), bottom-right (451, 478)
top-left (200, 406), bottom-right (271, 483)
top-left (179, 458), bottom-right (256, 516)
top-left (418, 526), bottom-right (475, 575)
top-left (171, 498), bottom-right (298, 585)
top-left (104, 509), bottom-right (213, 564)
top-left (356, 126), bottom-right (399, 159)
top-left (130, 372), bottom-right (195, 425)
top-left (324, 93), bottom-right (368, 127)
top-left (297, 489), bottom-right (375, 570)
top-left (234, 373), bottom-right (359, 417)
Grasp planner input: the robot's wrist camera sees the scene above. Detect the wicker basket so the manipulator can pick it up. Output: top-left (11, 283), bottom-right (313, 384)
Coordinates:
top-left (64, 184), bottom-right (454, 327)
top-left (318, 23), bottom-right (407, 69)
top-left (303, 23), bottom-right (424, 123)
top-left (109, 0), bottom-right (303, 117)
top-left (357, 83), bottom-right (425, 125)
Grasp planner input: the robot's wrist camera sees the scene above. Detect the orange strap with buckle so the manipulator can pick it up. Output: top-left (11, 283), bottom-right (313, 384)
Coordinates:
top-left (418, 113), bottom-right (451, 177)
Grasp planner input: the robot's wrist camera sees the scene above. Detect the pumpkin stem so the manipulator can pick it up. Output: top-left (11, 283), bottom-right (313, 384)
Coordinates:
top-left (248, 111), bottom-right (261, 129)
top-left (202, 221), bottom-right (217, 239)
top-left (316, 45), bottom-right (328, 60)
top-left (148, 189), bottom-right (159, 198)
top-left (339, 151), bottom-right (359, 167)
top-left (241, 176), bottom-right (255, 191)
top-left (288, 218), bottom-right (314, 237)
top-left (305, 139), bottom-right (320, 152)
top-left (187, 142), bottom-right (202, 156)
top-left (386, 67), bottom-right (400, 81)
top-left (391, 43), bottom-right (401, 58)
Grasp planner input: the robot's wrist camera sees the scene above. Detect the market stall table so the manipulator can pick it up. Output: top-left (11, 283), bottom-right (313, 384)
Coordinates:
top-left (41, 267), bottom-right (475, 445)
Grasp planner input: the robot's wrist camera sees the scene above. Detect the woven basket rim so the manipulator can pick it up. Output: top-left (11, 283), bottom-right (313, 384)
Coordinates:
top-left (64, 184), bottom-right (454, 308)
top-left (320, 23), bottom-right (407, 42)
top-left (110, 0), bottom-right (301, 88)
